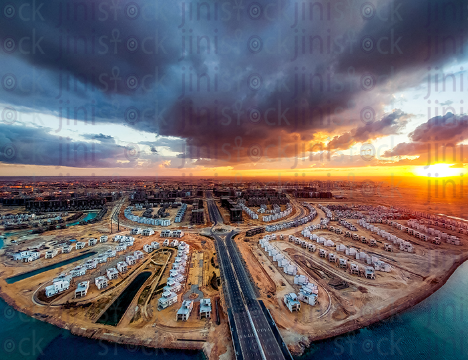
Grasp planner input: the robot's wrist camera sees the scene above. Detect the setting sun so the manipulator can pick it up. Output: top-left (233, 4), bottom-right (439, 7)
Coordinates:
top-left (414, 163), bottom-right (467, 177)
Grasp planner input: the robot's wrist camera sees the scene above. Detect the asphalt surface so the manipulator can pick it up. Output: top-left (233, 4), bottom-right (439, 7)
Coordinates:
top-left (206, 192), bottom-right (285, 360)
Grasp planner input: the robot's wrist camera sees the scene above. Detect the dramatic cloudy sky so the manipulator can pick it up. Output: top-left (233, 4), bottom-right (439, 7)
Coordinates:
top-left (0, 0), bottom-right (467, 177)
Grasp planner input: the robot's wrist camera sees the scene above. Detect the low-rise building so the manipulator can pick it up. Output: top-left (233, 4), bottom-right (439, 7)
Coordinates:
top-left (70, 266), bottom-right (87, 278)
top-left (76, 242), bottom-right (86, 250)
top-left (75, 281), bottom-right (89, 298)
top-left (85, 258), bottom-right (98, 269)
top-left (117, 261), bottom-right (128, 273)
top-left (61, 245), bottom-right (73, 254)
top-left (199, 298), bottom-right (212, 318)
top-left (126, 255), bottom-right (136, 266)
top-left (284, 293), bottom-right (301, 312)
top-left (100, 236), bottom-right (108, 243)
top-left (107, 268), bottom-right (119, 280)
top-left (45, 249), bottom-right (59, 259)
top-left (45, 279), bottom-right (70, 298)
top-left (176, 300), bottom-right (194, 321)
top-left (158, 291), bottom-right (178, 309)
top-left (95, 276), bottom-right (109, 290)
top-left (88, 238), bottom-right (98, 246)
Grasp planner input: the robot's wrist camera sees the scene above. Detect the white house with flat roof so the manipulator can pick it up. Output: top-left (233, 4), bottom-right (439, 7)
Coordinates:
top-left (163, 239), bottom-right (170, 246)
top-left (105, 249), bottom-right (116, 258)
top-left (117, 261), bottom-right (128, 273)
top-left (134, 250), bottom-right (144, 260)
top-left (61, 245), bottom-right (73, 254)
top-left (88, 238), bottom-right (98, 246)
top-left (142, 228), bottom-right (154, 236)
top-left (170, 239), bottom-right (179, 247)
top-left (76, 242), bottom-right (86, 250)
top-left (100, 236), bottom-right (108, 243)
top-left (158, 291), bottom-right (178, 309)
top-left (75, 281), bottom-right (89, 298)
top-left (284, 293), bottom-right (301, 312)
top-left (131, 228), bottom-right (142, 235)
top-left (53, 273), bottom-right (72, 284)
top-left (45, 279), bottom-right (70, 298)
top-left (70, 266), bottom-right (87, 278)
top-left (116, 244), bottom-right (127, 252)
top-left (45, 249), bottom-right (59, 259)
top-left (143, 244), bottom-right (153, 253)
top-left (97, 254), bottom-right (108, 263)
top-left (164, 279), bottom-right (182, 293)
top-left (176, 300), bottom-right (193, 321)
top-left (85, 258), bottom-right (98, 269)
top-left (151, 241), bottom-right (160, 249)
top-left (199, 298), bottom-right (212, 319)
top-left (126, 255), bottom-right (136, 266)
top-left (107, 268), bottom-right (119, 280)
top-left (95, 276), bottom-right (109, 290)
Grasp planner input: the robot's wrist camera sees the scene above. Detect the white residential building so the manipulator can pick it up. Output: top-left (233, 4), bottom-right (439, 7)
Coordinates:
top-left (75, 281), bottom-right (89, 298)
top-left (76, 242), bottom-right (86, 250)
top-left (45, 279), bottom-right (70, 298)
top-left (61, 245), bottom-right (73, 254)
top-left (126, 255), bottom-right (136, 266)
top-left (100, 236), bottom-right (108, 243)
top-left (176, 300), bottom-right (194, 321)
top-left (45, 249), bottom-right (59, 259)
top-left (117, 261), bottom-right (128, 273)
top-left (200, 298), bottom-right (212, 318)
top-left (70, 266), bottom-right (87, 278)
top-left (158, 291), bottom-right (178, 309)
top-left (88, 238), bottom-right (98, 246)
top-left (142, 228), bottom-right (154, 236)
top-left (284, 293), bottom-right (301, 312)
top-left (95, 276), bottom-right (109, 290)
top-left (107, 268), bottom-right (119, 280)
top-left (85, 258), bottom-right (98, 269)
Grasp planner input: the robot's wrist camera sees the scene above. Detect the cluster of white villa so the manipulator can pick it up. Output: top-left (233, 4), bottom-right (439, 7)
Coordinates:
top-left (45, 247), bottom-right (147, 299)
top-left (175, 297), bottom-right (212, 321)
top-left (262, 203), bottom-right (292, 222)
top-left (124, 206), bottom-right (171, 226)
top-left (131, 227), bottom-right (155, 236)
top-left (160, 229), bottom-right (184, 238)
top-left (283, 274), bottom-right (319, 312)
top-left (10, 235), bottom-right (110, 262)
top-left (158, 242), bottom-right (190, 310)
top-left (175, 203), bottom-right (188, 223)
top-left (290, 233), bottom-right (391, 276)
top-left (265, 203), bottom-right (317, 232)
top-left (259, 236), bottom-right (298, 275)
top-left (239, 203), bottom-right (259, 220)
top-left (406, 219), bottom-right (461, 245)
top-left (357, 219), bottom-right (415, 252)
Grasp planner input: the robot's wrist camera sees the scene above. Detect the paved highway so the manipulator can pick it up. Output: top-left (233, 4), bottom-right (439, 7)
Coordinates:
top-left (206, 192), bottom-right (286, 360)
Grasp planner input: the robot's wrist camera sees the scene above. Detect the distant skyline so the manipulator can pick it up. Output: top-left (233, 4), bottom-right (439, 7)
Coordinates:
top-left (1, 0), bottom-right (467, 178)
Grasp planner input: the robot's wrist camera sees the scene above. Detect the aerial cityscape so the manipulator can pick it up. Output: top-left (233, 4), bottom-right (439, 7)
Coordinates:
top-left (0, 1), bottom-right (467, 360)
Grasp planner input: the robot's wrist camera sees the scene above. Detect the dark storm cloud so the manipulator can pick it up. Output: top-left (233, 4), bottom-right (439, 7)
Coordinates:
top-left (1, 0), bottom-right (467, 168)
